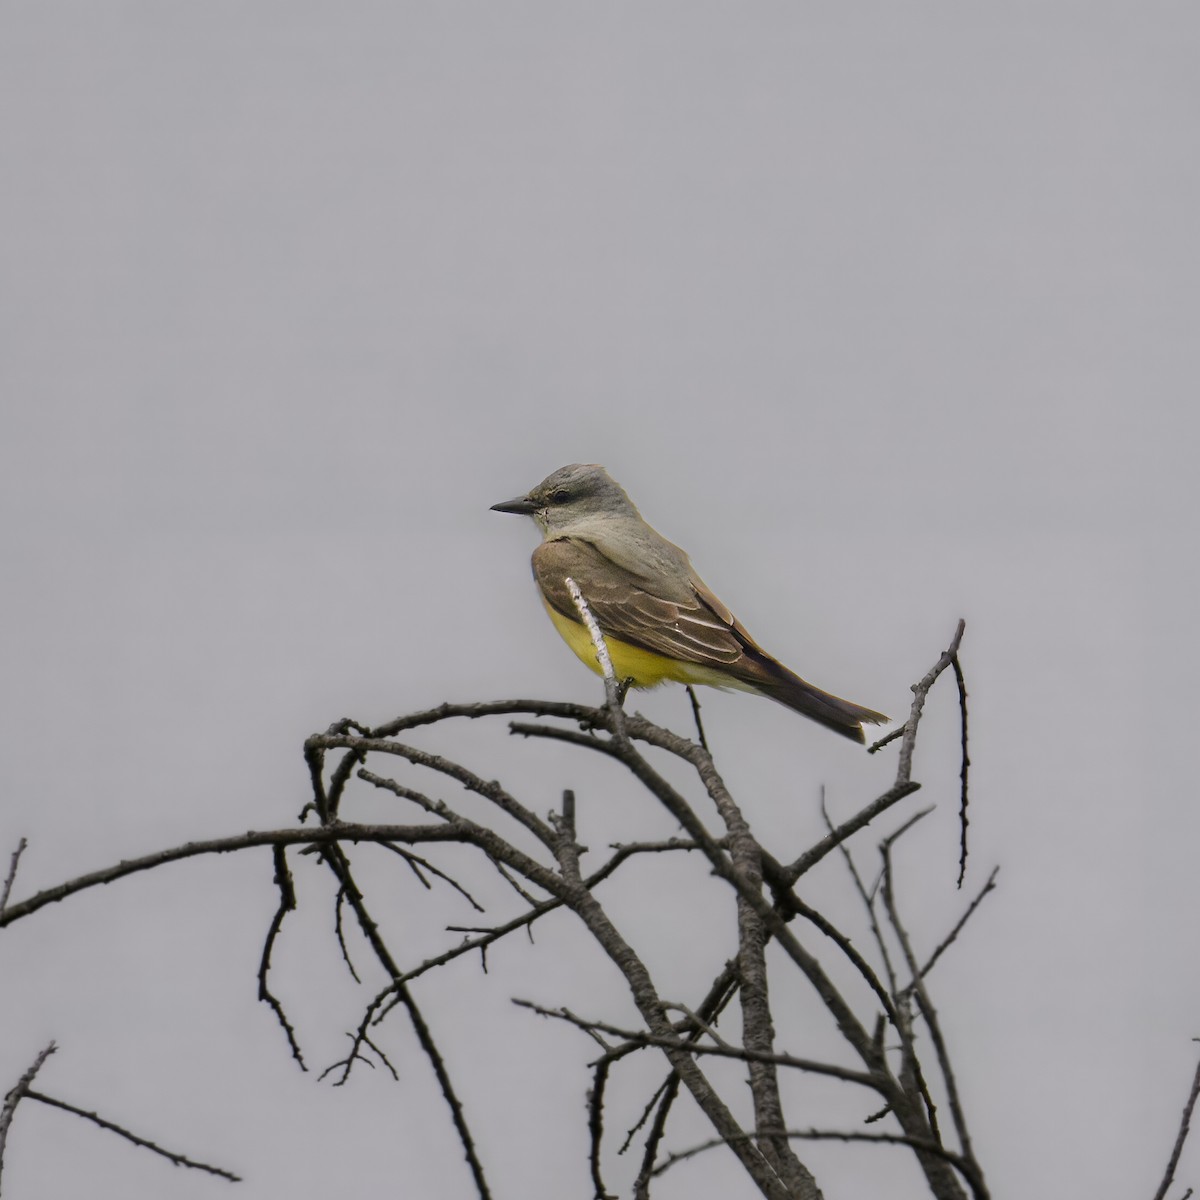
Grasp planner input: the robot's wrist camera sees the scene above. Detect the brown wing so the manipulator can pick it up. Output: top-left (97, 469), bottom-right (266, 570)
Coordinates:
top-left (533, 537), bottom-right (889, 742)
top-left (532, 538), bottom-right (744, 667)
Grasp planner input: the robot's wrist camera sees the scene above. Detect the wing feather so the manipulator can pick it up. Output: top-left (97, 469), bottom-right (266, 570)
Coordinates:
top-left (532, 538), bottom-right (744, 667)
top-left (531, 536), bottom-right (889, 741)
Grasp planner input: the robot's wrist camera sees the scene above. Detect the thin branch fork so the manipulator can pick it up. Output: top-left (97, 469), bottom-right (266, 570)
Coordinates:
top-left (309, 834), bottom-right (494, 1200)
top-left (0, 838), bottom-right (27, 914)
top-left (0, 1043), bottom-right (240, 1189)
top-left (340, 837), bottom-right (706, 1046)
top-left (650, 1125), bottom-right (975, 1181)
top-left (0, 822), bottom-right (532, 929)
top-left (550, 823), bottom-right (796, 1199)
top-left (513, 1001), bottom-right (878, 1088)
top-left (879, 817), bottom-right (988, 1200)
top-left (0, 1041), bottom-right (56, 1194)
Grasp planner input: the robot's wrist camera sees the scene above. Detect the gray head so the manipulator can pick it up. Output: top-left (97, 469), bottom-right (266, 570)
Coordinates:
top-left (490, 464), bottom-right (639, 535)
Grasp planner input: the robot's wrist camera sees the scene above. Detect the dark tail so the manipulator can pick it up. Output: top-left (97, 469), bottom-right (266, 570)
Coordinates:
top-left (748, 658), bottom-right (889, 743)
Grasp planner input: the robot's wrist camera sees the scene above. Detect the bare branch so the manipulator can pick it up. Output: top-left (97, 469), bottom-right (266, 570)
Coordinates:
top-left (784, 892), bottom-right (898, 1026)
top-left (784, 782), bottom-right (922, 882)
top-left (0, 1041), bottom-right (57, 1191)
top-left (881, 829), bottom-right (988, 1200)
top-left (541, 781), bottom-right (792, 1200)
top-left (0, 823), bottom-right (524, 929)
top-left (565, 576), bottom-right (628, 743)
top-left (340, 838), bottom-right (707, 1051)
top-left (0, 838), bottom-right (27, 914)
top-left (826, 796), bottom-right (900, 1001)
top-left (2, 623), bottom-right (989, 1199)
top-left (1152, 1047), bottom-right (1200, 1200)
top-left (870, 619), bottom-right (967, 788)
top-left (588, 1058), bottom-right (617, 1200)
top-left (376, 842), bottom-right (486, 911)
top-left (651, 1126), bottom-right (973, 1180)
top-left (320, 1030), bottom-right (401, 1084)
top-left (333, 885), bottom-right (362, 983)
top-left (950, 652), bottom-right (971, 888)
top-left (685, 685), bottom-right (710, 751)
top-left (313, 838), bottom-right (495, 1200)
top-left (258, 845), bottom-right (306, 1069)
top-left (920, 867), bottom-right (999, 981)
top-left (308, 732), bottom-right (558, 848)
top-left (660, 1003), bottom-right (736, 1051)
top-left (633, 963), bottom-right (742, 1196)
top-left (736, 837), bottom-right (822, 1195)
top-left (25, 1090), bottom-right (241, 1182)
top-left (514, 1002), bottom-right (880, 1088)
top-left (559, 788), bottom-right (576, 843)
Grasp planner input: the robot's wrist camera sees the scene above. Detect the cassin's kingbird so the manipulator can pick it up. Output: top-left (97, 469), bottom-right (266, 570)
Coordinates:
top-left (491, 464), bottom-right (888, 743)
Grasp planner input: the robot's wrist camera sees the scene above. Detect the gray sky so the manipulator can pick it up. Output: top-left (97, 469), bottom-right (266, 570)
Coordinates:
top-left (2, 4), bottom-right (1198, 1198)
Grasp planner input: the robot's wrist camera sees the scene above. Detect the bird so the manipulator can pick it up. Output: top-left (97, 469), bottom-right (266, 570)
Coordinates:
top-left (490, 463), bottom-right (888, 743)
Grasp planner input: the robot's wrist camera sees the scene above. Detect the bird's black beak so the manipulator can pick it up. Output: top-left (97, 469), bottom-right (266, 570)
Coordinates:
top-left (490, 495), bottom-right (538, 515)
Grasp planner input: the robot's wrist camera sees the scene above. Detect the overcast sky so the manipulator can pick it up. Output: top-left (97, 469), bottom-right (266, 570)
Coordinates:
top-left (2, 5), bottom-right (1198, 1199)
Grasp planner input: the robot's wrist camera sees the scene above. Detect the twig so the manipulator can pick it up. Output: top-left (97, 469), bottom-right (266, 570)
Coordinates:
top-left (633, 964), bottom-right (742, 1195)
top-left (320, 1030), bottom-right (402, 1084)
top-left (258, 845), bottom-right (306, 1069)
top-left (826, 807), bottom-right (942, 1147)
top-left (314, 838), bottom-right (495, 1200)
top-left (325, 746), bottom-right (366, 822)
top-left (0, 822), bottom-right (507, 929)
top-left (951, 653), bottom-right (971, 887)
top-left (661, 1003), bottom-right (735, 1050)
top-left (634, 1077), bottom-right (682, 1200)
top-left (319, 1030), bottom-right (384, 1082)
top-left (513, 1002), bottom-right (878, 1088)
top-left (309, 733), bottom-right (558, 848)
top-left (487, 856), bottom-right (543, 908)
top-left (25, 1090), bottom-right (240, 1182)
top-left (1152, 1047), bottom-right (1200, 1200)
top-left (900, 620), bottom-right (965, 782)
top-left (587, 1059), bottom-right (616, 1200)
top-left (875, 809), bottom-right (947, 1141)
top-left (375, 842), bottom-right (486, 912)
top-left (341, 840), bottom-right (703, 1046)
top-left (785, 892), bottom-right (898, 1025)
top-left (0, 1041), bottom-right (57, 1193)
top-left (334, 886), bottom-right (362, 983)
top-left (560, 789), bottom-right (576, 843)
top-left (0, 838), bottom-right (27, 914)
top-left (784, 781), bottom-right (921, 883)
top-left (822, 793), bottom-right (898, 994)
top-left (651, 1126), bottom-right (972, 1179)
top-left (919, 867), bottom-right (999, 981)
top-left (625, 1075), bottom-right (674, 1156)
top-left (539, 778), bottom-right (792, 1200)
top-left (881, 807), bottom-right (936, 852)
top-left (685, 686), bottom-right (710, 752)
top-left (868, 725), bottom-right (906, 752)
top-left (565, 576), bottom-right (628, 743)
top-left (881, 824), bottom-right (988, 1200)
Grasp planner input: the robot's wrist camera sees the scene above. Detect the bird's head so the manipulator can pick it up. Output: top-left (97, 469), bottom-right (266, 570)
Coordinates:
top-left (490, 464), bottom-right (638, 536)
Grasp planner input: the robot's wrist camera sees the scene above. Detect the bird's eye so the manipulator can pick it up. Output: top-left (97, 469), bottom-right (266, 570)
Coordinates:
top-left (548, 489), bottom-right (571, 504)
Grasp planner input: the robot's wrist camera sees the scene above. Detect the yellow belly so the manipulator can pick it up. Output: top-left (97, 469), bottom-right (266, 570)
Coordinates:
top-left (543, 602), bottom-right (748, 692)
